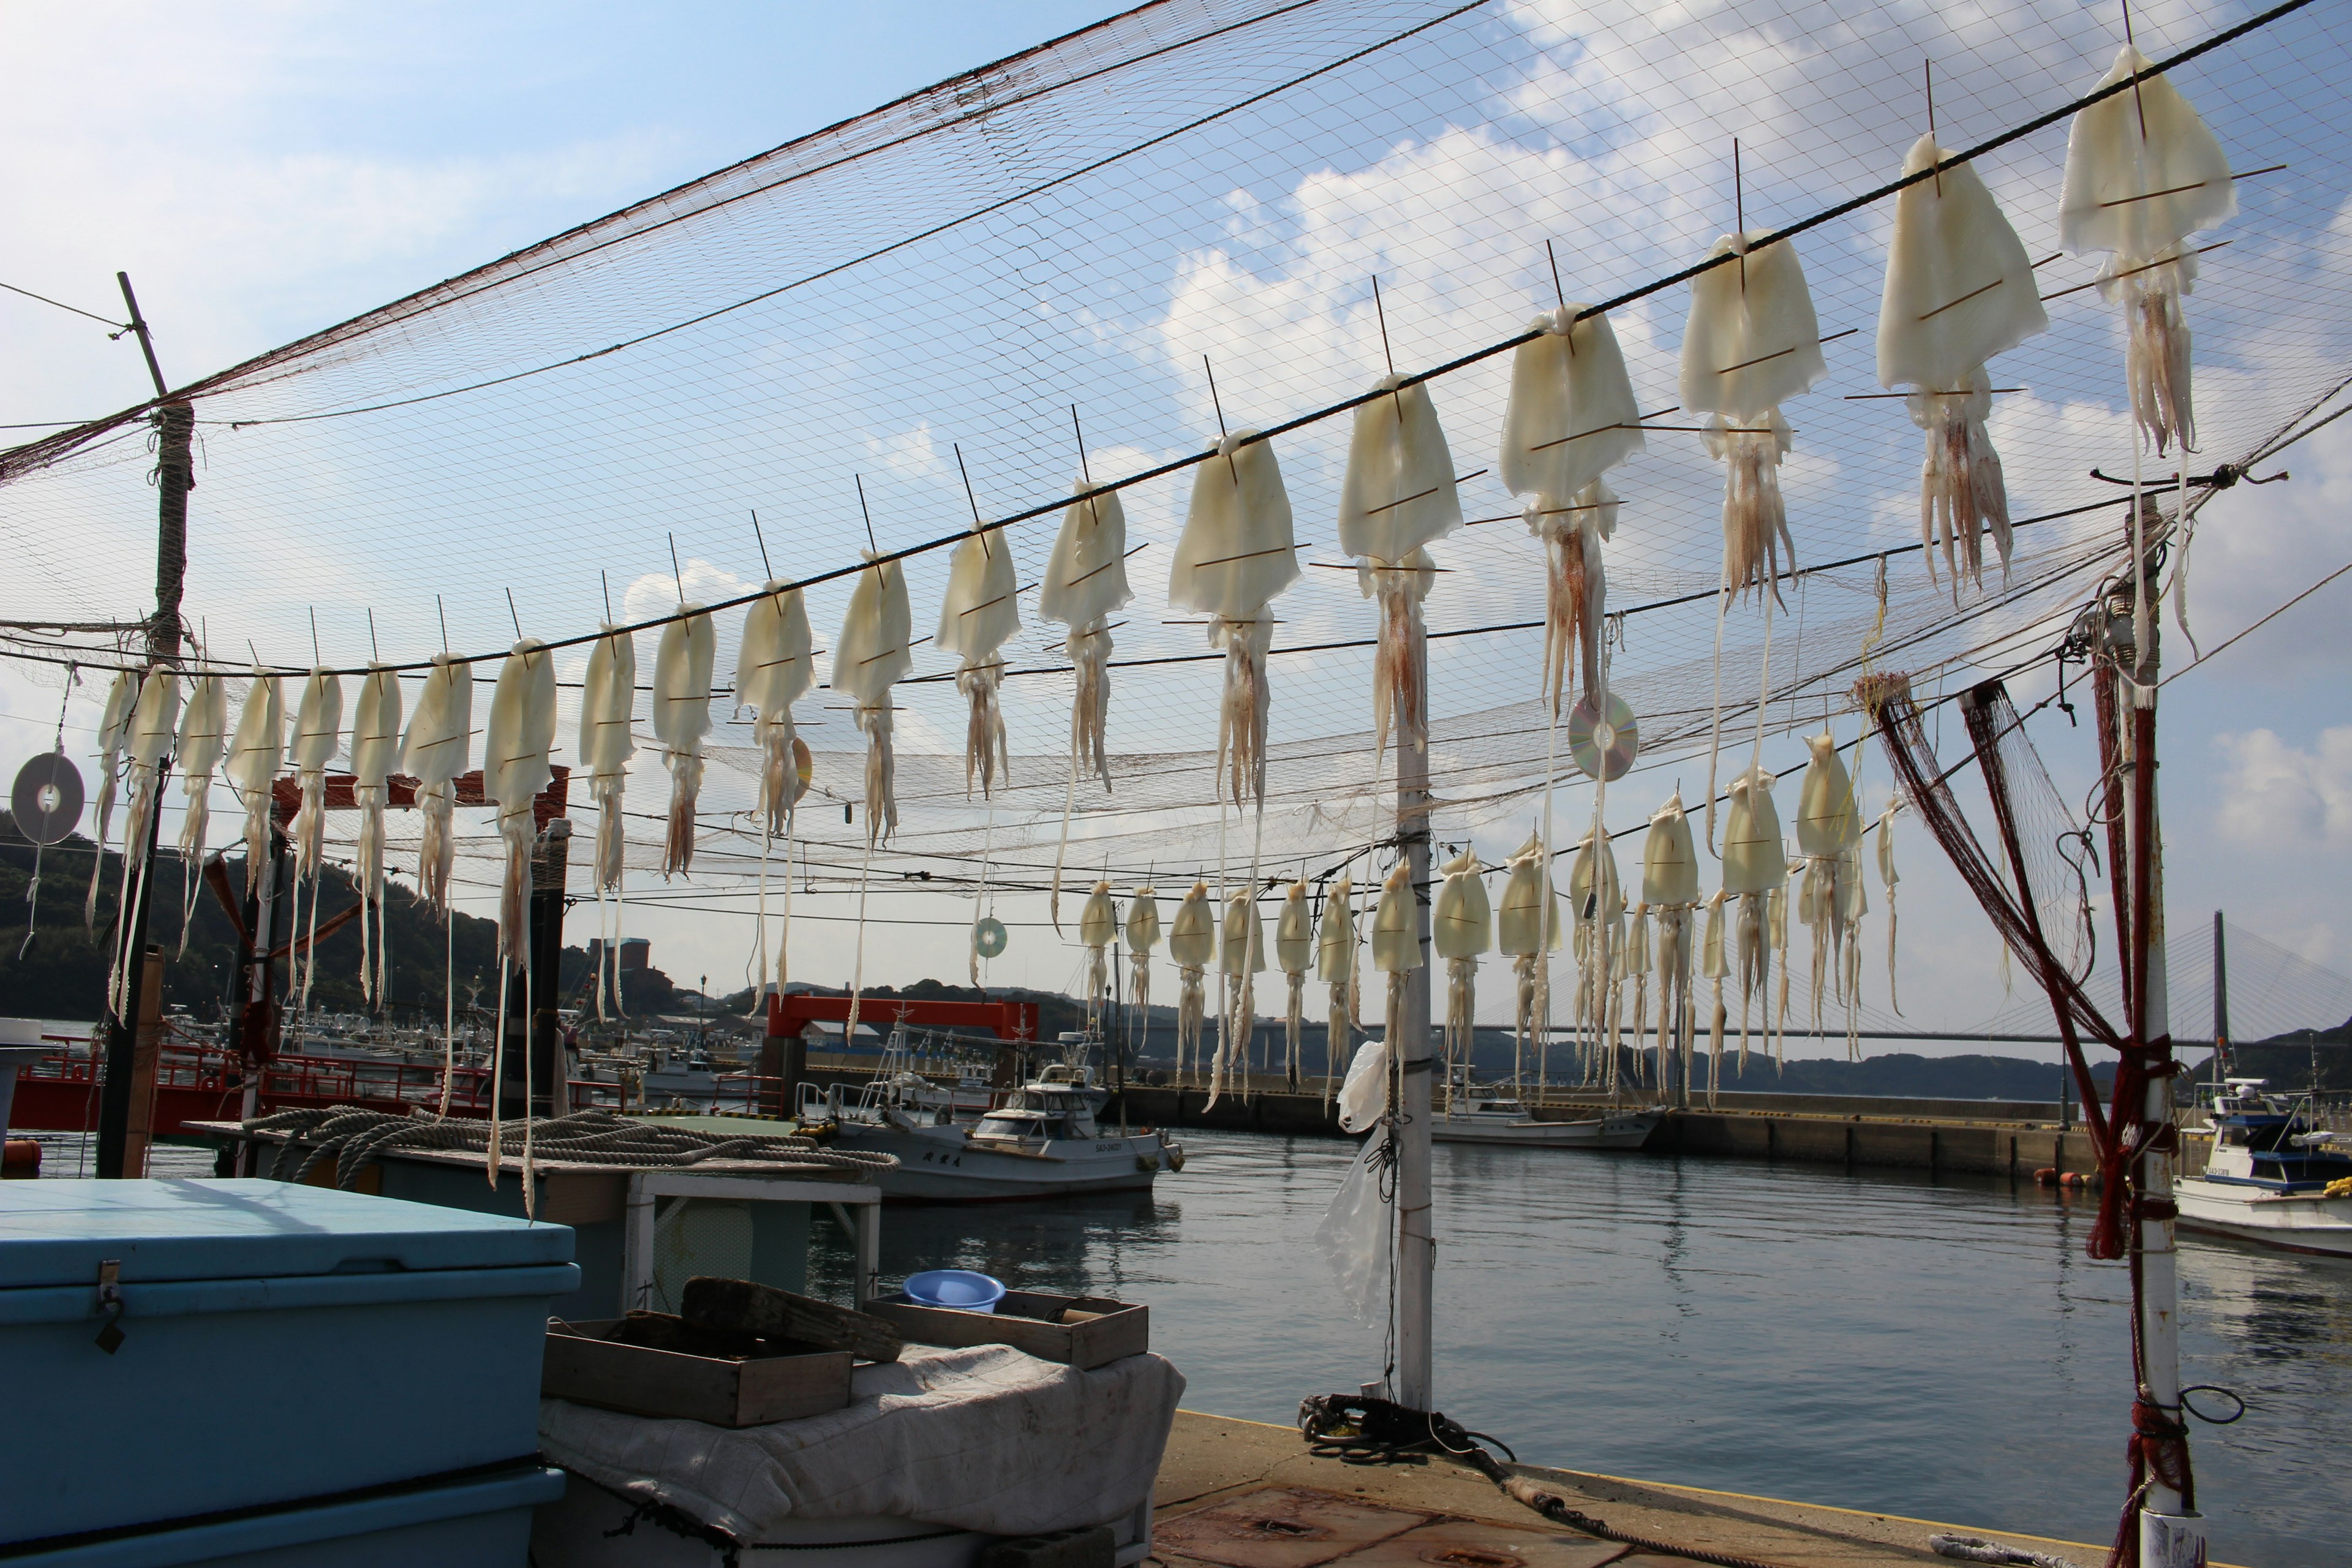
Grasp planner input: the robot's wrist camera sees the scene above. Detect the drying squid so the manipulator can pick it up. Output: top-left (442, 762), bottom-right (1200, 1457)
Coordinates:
top-left (1701, 891), bottom-right (1728, 1107)
top-left (651, 607), bottom-right (715, 876)
top-left (1641, 793), bottom-right (1701, 1102)
top-left (1496, 833), bottom-right (1561, 1084)
top-left (350, 665), bottom-right (402, 1004)
top-left (399, 655), bottom-right (472, 921)
top-left (1170, 432), bottom-right (1297, 810)
top-left (1275, 879), bottom-right (1312, 1089)
top-left (1126, 884), bottom-right (1161, 1061)
top-left (736, 582), bottom-right (813, 1000)
top-left (1339, 375), bottom-right (1461, 769)
top-left (2060, 45), bottom-right (2236, 654)
top-left (1370, 859), bottom-right (1421, 1066)
top-left (1316, 873), bottom-right (1358, 1106)
top-left (1721, 763), bottom-right (1787, 1071)
top-left (1212, 885), bottom-right (1265, 1107)
top-left (1041, 475), bottom-right (1132, 928)
top-left (86, 670), bottom-right (137, 927)
top-left (1078, 878), bottom-right (1118, 1034)
top-left (483, 637), bottom-right (557, 1197)
top-left (1878, 135), bottom-right (2046, 594)
top-left (1502, 304), bottom-right (1643, 712)
top-left (579, 625), bottom-right (636, 1017)
top-left (938, 519), bottom-right (1019, 799)
top-left (1432, 851), bottom-right (1491, 1094)
top-left (835, 554), bottom-right (913, 845)
top-left (284, 668), bottom-right (342, 1018)
top-left (1624, 905), bottom-right (1653, 1085)
top-left (1167, 881), bottom-right (1216, 1085)
top-left (225, 671), bottom-right (284, 899)
top-left (1877, 805), bottom-right (1902, 1016)
top-left (1792, 731), bottom-right (1861, 1033)
top-left (174, 674), bottom-right (227, 956)
top-left (108, 671), bottom-right (180, 1013)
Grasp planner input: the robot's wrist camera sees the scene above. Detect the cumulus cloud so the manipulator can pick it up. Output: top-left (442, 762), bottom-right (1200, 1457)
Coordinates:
top-left (2214, 725), bottom-right (2352, 849)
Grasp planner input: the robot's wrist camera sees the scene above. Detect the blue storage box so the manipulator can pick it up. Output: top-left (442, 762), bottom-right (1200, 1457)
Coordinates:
top-left (0, 1179), bottom-right (577, 1548)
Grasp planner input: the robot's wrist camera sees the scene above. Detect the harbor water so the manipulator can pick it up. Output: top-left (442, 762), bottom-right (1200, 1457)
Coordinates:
top-left (808, 1129), bottom-right (2345, 1568)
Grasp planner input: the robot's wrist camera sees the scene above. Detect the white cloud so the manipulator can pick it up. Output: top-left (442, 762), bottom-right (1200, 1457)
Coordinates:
top-left (2214, 725), bottom-right (2352, 849)
top-left (864, 423), bottom-right (941, 481)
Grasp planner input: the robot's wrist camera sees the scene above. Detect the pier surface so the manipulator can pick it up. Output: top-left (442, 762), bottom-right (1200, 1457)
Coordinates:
top-left (1153, 1411), bottom-right (2162, 1568)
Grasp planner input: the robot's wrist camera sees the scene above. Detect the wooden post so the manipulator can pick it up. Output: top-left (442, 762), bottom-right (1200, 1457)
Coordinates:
top-left (507, 818), bottom-right (571, 1119)
top-left (120, 946), bottom-right (166, 1177)
top-left (1394, 625), bottom-right (1435, 1412)
top-left (95, 271), bottom-right (187, 1179)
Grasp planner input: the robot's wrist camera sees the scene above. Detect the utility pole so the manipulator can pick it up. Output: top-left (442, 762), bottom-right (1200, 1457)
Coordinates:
top-left (96, 271), bottom-right (189, 1179)
top-left (1394, 628), bottom-right (1435, 1412)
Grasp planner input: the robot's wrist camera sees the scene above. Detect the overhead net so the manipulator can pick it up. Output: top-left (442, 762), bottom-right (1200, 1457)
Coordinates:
top-left (4, 0), bottom-right (2350, 993)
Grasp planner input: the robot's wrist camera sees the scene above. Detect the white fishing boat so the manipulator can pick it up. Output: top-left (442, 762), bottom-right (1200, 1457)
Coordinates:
top-left (2174, 1079), bottom-right (2352, 1257)
top-left (1431, 1076), bottom-right (1662, 1150)
top-left (802, 1050), bottom-right (1183, 1202)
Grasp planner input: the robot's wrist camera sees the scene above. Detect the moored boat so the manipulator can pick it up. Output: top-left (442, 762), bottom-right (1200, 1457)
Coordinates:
top-left (2174, 1079), bottom-right (2352, 1257)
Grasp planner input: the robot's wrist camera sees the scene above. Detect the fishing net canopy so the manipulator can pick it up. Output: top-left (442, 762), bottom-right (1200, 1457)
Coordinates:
top-left (5, 0), bottom-right (2351, 1008)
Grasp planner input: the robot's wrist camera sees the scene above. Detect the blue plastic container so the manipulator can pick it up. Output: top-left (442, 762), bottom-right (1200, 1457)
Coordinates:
top-left (0, 1179), bottom-right (576, 1550)
top-left (901, 1268), bottom-right (1005, 1311)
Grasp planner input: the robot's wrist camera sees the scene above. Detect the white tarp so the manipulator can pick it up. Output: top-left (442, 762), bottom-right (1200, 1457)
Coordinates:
top-left (539, 1343), bottom-right (1185, 1543)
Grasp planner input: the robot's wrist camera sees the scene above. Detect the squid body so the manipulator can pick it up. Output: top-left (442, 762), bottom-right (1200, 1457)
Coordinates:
top-left (1125, 885), bottom-right (1161, 1060)
top-left (1792, 733), bottom-right (1863, 1053)
top-left (1275, 879), bottom-right (1313, 1089)
top-left (937, 522), bottom-right (1019, 799)
top-left (1641, 793), bottom-right (1701, 1098)
top-left (1168, 881), bottom-right (1216, 1084)
top-left (1720, 764), bottom-right (1788, 1071)
top-left (651, 608), bottom-right (715, 876)
top-left (399, 655), bottom-right (472, 921)
top-left (1431, 851), bottom-right (1491, 1089)
top-left (1169, 433), bottom-right (1296, 809)
top-left (1316, 873), bottom-right (1357, 1104)
top-left (86, 671), bottom-right (138, 927)
top-left (1496, 834), bottom-right (1562, 1069)
top-left (1040, 476), bottom-right (1133, 791)
top-left (834, 554), bottom-right (913, 844)
top-left (350, 665), bottom-right (402, 1003)
top-left (1077, 878), bottom-right (1118, 1031)
top-left (1370, 859), bottom-right (1420, 1066)
top-left (226, 671), bottom-right (285, 900)
top-left (1339, 375), bottom-right (1461, 767)
top-left (174, 674), bottom-right (228, 954)
top-left (1212, 885), bottom-right (1265, 1106)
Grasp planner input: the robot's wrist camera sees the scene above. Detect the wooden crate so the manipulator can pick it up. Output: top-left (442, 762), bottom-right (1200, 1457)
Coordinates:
top-left (864, 1291), bottom-right (1148, 1370)
top-left (542, 1319), bottom-right (853, 1427)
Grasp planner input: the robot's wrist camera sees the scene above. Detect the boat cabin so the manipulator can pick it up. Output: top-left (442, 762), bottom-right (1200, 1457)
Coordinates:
top-left (972, 1083), bottom-right (1102, 1145)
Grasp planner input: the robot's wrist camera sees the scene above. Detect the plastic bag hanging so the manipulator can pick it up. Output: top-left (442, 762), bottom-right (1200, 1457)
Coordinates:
top-left (350, 665), bottom-right (402, 1003)
top-left (399, 654), bottom-right (472, 921)
top-left (1167, 880), bottom-right (1216, 1085)
top-left (85, 670), bottom-right (138, 928)
top-left (1878, 135), bottom-right (2046, 594)
top-left (651, 607), bottom-right (715, 876)
top-left (1169, 432), bottom-right (1296, 810)
top-left (1314, 1123), bottom-right (1393, 1325)
top-left (1339, 375), bottom-right (1460, 771)
top-left (1275, 879), bottom-right (1312, 1089)
top-left (1315, 872), bottom-right (1358, 1106)
top-left (173, 674), bottom-right (227, 956)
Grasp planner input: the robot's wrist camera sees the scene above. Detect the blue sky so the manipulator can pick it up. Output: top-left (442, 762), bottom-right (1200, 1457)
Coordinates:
top-left (5, 1), bottom-right (2351, 1049)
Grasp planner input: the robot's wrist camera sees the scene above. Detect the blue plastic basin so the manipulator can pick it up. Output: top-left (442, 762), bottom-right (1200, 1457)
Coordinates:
top-left (902, 1268), bottom-right (1005, 1312)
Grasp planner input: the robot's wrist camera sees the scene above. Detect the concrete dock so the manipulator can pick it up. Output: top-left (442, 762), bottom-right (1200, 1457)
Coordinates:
top-left (1153, 1410), bottom-right (2174, 1568)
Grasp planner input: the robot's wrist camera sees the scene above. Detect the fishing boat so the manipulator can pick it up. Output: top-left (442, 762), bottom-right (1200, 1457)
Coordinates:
top-left (802, 1050), bottom-right (1183, 1201)
top-left (2174, 1079), bottom-right (2352, 1257)
top-left (1431, 1075), bottom-right (1662, 1150)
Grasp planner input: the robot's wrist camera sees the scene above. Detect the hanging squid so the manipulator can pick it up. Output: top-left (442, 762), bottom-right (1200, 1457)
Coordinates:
top-left (1642, 793), bottom-right (1701, 1102)
top-left (1701, 891), bottom-right (1729, 1107)
top-left (1878, 134), bottom-right (2047, 595)
top-left (1496, 833), bottom-right (1561, 1088)
top-left (1792, 731), bottom-right (1861, 1035)
top-left (579, 624), bottom-right (636, 1017)
top-left (350, 664), bottom-right (402, 1004)
top-left (1339, 375), bottom-right (1461, 770)
top-left (225, 671), bottom-right (284, 900)
top-left (1877, 805), bottom-right (1902, 1017)
top-left (835, 554), bottom-right (912, 845)
top-left (1169, 432), bottom-right (1297, 811)
top-left (1275, 878), bottom-right (1312, 1090)
top-left (938, 519), bottom-right (1018, 799)
top-left (1720, 763), bottom-right (1787, 1074)
top-left (483, 637), bottom-right (557, 1197)
top-left (286, 668), bottom-right (344, 1020)
top-left (399, 654), bottom-right (471, 921)
top-left (1125, 884), bottom-right (1161, 1063)
top-left (174, 673), bottom-right (227, 956)
top-left (736, 582), bottom-right (813, 1001)
top-left (1432, 850), bottom-right (1491, 1098)
top-left (1568, 829), bottom-right (1626, 1090)
top-left (1316, 872), bottom-right (1358, 1106)
top-left (86, 670), bottom-right (138, 927)
top-left (2059, 45), bottom-right (2236, 654)
top-left (1624, 903), bottom-right (1653, 1087)
top-left (1167, 881), bottom-right (1215, 1085)
top-left (1041, 475), bottom-right (1132, 929)
top-left (651, 606), bottom-right (715, 877)
top-left (108, 670), bottom-right (180, 1013)
top-left (1212, 884), bottom-right (1265, 1107)
top-left (1078, 879), bottom-right (1118, 1035)
top-left (1370, 859), bottom-right (1420, 1067)
top-left (1502, 303), bottom-right (1644, 713)
top-left (1684, 231), bottom-right (1827, 841)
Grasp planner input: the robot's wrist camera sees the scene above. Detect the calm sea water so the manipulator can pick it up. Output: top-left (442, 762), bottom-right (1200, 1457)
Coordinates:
top-left (807, 1131), bottom-right (2345, 1568)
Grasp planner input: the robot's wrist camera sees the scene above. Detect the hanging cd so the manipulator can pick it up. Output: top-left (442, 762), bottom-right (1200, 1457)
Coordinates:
top-left (12, 750), bottom-right (84, 845)
top-left (788, 735), bottom-right (814, 807)
top-left (972, 916), bottom-right (1008, 959)
top-left (1567, 693), bottom-right (1638, 782)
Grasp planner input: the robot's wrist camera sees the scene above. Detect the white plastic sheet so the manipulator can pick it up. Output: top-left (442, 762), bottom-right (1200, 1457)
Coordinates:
top-left (1314, 1126), bottom-right (1393, 1327)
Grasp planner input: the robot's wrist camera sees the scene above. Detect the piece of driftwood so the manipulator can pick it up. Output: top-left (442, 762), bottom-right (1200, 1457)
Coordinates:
top-left (543, 1319), bottom-right (853, 1427)
top-left (682, 1276), bottom-right (903, 1363)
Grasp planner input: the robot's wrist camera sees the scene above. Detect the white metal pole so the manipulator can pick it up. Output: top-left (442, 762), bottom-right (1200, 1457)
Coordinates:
top-left (1395, 627), bottom-right (1435, 1412)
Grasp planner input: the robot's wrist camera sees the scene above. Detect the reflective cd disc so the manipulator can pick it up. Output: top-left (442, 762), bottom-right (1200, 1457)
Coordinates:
top-left (11, 750), bottom-right (84, 845)
top-left (972, 916), bottom-right (1009, 959)
top-left (1567, 693), bottom-right (1639, 782)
